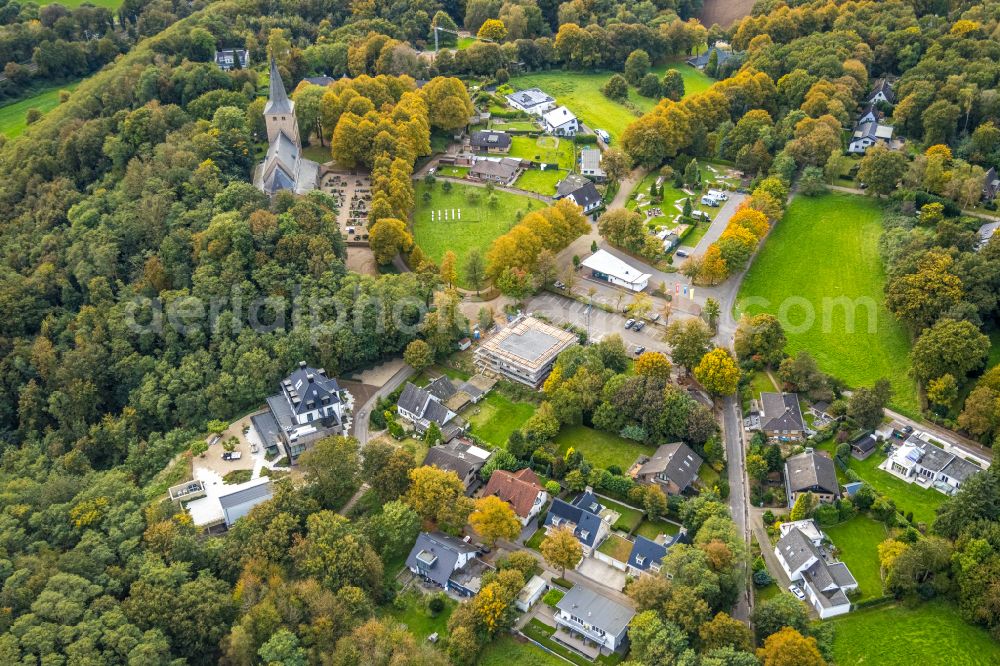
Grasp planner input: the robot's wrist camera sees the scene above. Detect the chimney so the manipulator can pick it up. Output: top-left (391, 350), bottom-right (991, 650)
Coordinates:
top-left (298, 360), bottom-right (306, 369)
top-left (585, 485), bottom-right (593, 494)
top-left (307, 373), bottom-right (315, 383)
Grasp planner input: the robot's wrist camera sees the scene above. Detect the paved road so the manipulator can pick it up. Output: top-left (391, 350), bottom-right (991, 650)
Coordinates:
top-left (351, 364), bottom-right (415, 444)
top-left (722, 394), bottom-right (751, 622)
top-left (690, 193), bottom-right (747, 255)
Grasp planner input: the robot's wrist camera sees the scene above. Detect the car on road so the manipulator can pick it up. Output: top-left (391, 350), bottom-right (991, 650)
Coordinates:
top-left (633, 320), bottom-right (646, 331)
top-left (594, 129), bottom-right (610, 143)
top-left (676, 249), bottom-right (689, 258)
top-left (650, 313), bottom-right (660, 322)
top-left (633, 346), bottom-right (646, 356)
top-left (788, 584), bottom-right (806, 600)
top-left (222, 451), bottom-right (242, 461)
top-left (624, 318), bottom-right (636, 329)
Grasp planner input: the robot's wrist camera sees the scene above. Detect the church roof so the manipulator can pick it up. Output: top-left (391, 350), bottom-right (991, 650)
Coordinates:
top-left (265, 57), bottom-right (294, 115)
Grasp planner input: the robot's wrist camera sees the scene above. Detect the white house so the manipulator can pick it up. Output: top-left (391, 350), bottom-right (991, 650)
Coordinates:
top-left (580, 250), bottom-right (651, 292)
top-left (543, 106), bottom-right (579, 136)
top-left (555, 173), bottom-right (602, 214)
top-left (778, 519), bottom-right (825, 547)
top-left (881, 432), bottom-right (984, 495)
top-left (774, 527), bottom-right (857, 619)
top-left (554, 585), bottom-right (635, 654)
top-left (506, 88), bottom-right (556, 115)
top-left (515, 575), bottom-right (548, 612)
top-left (848, 121), bottom-right (894, 154)
top-left (185, 477), bottom-right (274, 530)
top-left (865, 79), bottom-right (895, 105)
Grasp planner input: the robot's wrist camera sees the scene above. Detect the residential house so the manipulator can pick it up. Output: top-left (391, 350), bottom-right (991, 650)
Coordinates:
top-left (506, 88), bottom-right (556, 115)
top-left (850, 432), bottom-right (879, 460)
top-left (422, 439), bottom-right (492, 493)
top-left (215, 48), bottom-right (249, 71)
top-left (474, 314), bottom-right (578, 387)
top-left (882, 432), bottom-right (983, 495)
top-left (515, 575), bottom-right (548, 612)
top-left (759, 392), bottom-right (806, 441)
top-left (185, 477), bottom-right (273, 531)
top-left (468, 157), bottom-right (523, 185)
top-left (554, 585), bottom-right (636, 654)
top-left (302, 75), bottom-right (336, 87)
top-left (982, 167), bottom-right (1000, 201)
top-left (977, 220), bottom-right (998, 250)
top-left (866, 78), bottom-right (895, 105)
top-left (627, 536), bottom-right (671, 576)
top-left (255, 58), bottom-right (320, 196)
top-left (635, 442), bottom-right (704, 494)
top-left (482, 468), bottom-right (548, 525)
top-left (555, 173), bottom-right (602, 214)
top-left (470, 130), bottom-right (512, 153)
top-left (396, 381), bottom-right (466, 441)
top-left (857, 103), bottom-right (880, 125)
top-left (785, 451), bottom-right (840, 505)
top-left (579, 148), bottom-right (605, 180)
top-left (543, 106), bottom-right (579, 136)
top-left (778, 519), bottom-right (824, 547)
top-left (406, 532), bottom-right (489, 596)
top-left (252, 361), bottom-right (349, 461)
top-left (580, 249), bottom-right (651, 292)
top-left (543, 492), bottom-right (609, 556)
top-left (686, 45), bottom-right (733, 70)
top-left (775, 526), bottom-right (857, 619)
top-left (848, 121), bottom-right (894, 154)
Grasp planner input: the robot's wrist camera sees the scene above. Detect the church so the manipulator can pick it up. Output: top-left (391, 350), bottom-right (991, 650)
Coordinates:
top-left (254, 58), bottom-right (321, 196)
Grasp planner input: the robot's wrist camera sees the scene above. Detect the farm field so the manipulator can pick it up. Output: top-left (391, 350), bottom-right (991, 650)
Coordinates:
top-left (735, 193), bottom-right (919, 413)
top-left (508, 135), bottom-right (575, 169)
top-left (465, 392), bottom-right (536, 446)
top-left (515, 168), bottom-right (565, 195)
top-left (0, 81), bottom-right (80, 138)
top-left (554, 424), bottom-right (656, 471)
top-left (828, 599), bottom-right (1000, 665)
top-left (823, 516), bottom-right (887, 600)
top-left (411, 181), bottom-right (545, 287)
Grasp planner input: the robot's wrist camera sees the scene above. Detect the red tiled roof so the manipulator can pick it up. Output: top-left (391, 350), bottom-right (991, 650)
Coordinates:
top-left (483, 469), bottom-right (543, 518)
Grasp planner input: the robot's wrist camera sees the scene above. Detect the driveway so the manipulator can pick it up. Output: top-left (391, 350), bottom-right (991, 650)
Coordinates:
top-left (577, 556), bottom-right (627, 591)
top-left (351, 363), bottom-right (415, 443)
top-left (686, 193), bottom-right (748, 255)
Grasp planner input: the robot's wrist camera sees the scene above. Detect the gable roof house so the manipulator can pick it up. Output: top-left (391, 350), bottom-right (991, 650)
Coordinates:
top-left (866, 78), bottom-right (895, 105)
top-left (252, 361), bottom-right (349, 461)
top-left (580, 249), bottom-right (651, 292)
top-left (554, 585), bottom-right (636, 654)
top-left (774, 526), bottom-right (857, 619)
top-left (474, 314), bottom-right (578, 387)
top-left (848, 121), bottom-right (894, 154)
top-left (470, 130), bottom-right (512, 153)
top-left (627, 535), bottom-right (677, 577)
top-left (857, 103), bottom-right (881, 125)
top-left (255, 58), bottom-right (320, 196)
top-left (579, 147), bottom-right (605, 180)
top-left (396, 382), bottom-right (466, 441)
top-left (851, 432), bottom-right (879, 460)
top-left (215, 48), bottom-right (249, 71)
top-left (686, 45), bottom-right (733, 70)
top-left (543, 106), bottom-right (579, 137)
top-left (406, 532), bottom-right (489, 596)
top-left (506, 88), bottom-right (556, 115)
top-left (468, 157), bottom-right (524, 185)
top-left (759, 392), bottom-right (806, 441)
top-left (635, 442), bottom-right (704, 495)
top-left (544, 494), bottom-right (610, 556)
top-left (785, 451), bottom-right (841, 505)
top-left (422, 439), bottom-right (493, 493)
top-left (482, 468), bottom-right (548, 525)
top-left (555, 173), bottom-right (603, 214)
top-left (983, 167), bottom-right (1000, 201)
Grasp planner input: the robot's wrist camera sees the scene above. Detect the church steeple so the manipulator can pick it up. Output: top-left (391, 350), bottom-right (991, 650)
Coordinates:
top-left (265, 57), bottom-right (293, 115)
top-left (263, 56), bottom-right (299, 145)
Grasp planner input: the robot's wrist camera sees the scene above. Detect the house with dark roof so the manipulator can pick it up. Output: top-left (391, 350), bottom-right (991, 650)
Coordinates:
top-left (302, 75), bottom-right (336, 87)
top-left (468, 157), bottom-right (523, 185)
top-left (544, 494), bottom-right (609, 556)
top-left (851, 432), bottom-right (879, 460)
top-left (857, 104), bottom-right (880, 125)
top-left (866, 78), bottom-right (895, 105)
top-left (220, 478), bottom-right (273, 527)
top-left (759, 392), bottom-right (806, 441)
top-left (554, 585), bottom-right (636, 654)
top-left (983, 167), bottom-right (1000, 201)
top-left (635, 442), bottom-right (703, 495)
top-left (470, 130), bottom-right (512, 153)
top-left (686, 45), bottom-right (733, 70)
top-left (883, 432), bottom-right (984, 495)
top-left (555, 173), bottom-right (602, 214)
top-left (397, 381), bottom-right (466, 441)
top-left (506, 88), bottom-right (556, 115)
top-left (406, 532), bottom-right (488, 596)
top-left (252, 361), bottom-right (349, 461)
top-left (482, 468), bottom-right (548, 525)
top-left (215, 48), bottom-right (249, 71)
top-left (626, 535), bottom-right (675, 576)
top-left (785, 451), bottom-right (840, 505)
top-left (422, 439), bottom-right (492, 493)
top-left (255, 58), bottom-right (320, 196)
top-left (774, 526), bottom-right (857, 619)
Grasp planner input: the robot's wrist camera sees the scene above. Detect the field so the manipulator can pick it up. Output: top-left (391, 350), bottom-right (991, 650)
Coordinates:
top-left (823, 516), bottom-right (886, 599)
top-left (515, 168), bottom-right (565, 195)
top-left (465, 392), bottom-right (536, 446)
top-left (651, 62), bottom-right (715, 97)
top-left (554, 424), bottom-right (656, 471)
top-left (735, 193), bottom-right (918, 413)
top-left (0, 81), bottom-right (80, 138)
top-left (828, 599), bottom-right (1000, 665)
top-left (411, 181), bottom-right (545, 287)
top-left (508, 135), bottom-right (575, 169)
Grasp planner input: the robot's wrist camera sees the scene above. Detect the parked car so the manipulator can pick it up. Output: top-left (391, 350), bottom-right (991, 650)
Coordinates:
top-left (707, 189), bottom-right (729, 201)
top-left (700, 195), bottom-right (721, 207)
top-left (222, 451), bottom-right (242, 461)
top-left (624, 318), bottom-right (636, 329)
top-left (691, 210), bottom-right (711, 221)
top-left (633, 320), bottom-right (646, 331)
top-left (633, 346), bottom-right (646, 356)
top-left (650, 313), bottom-right (660, 322)
top-left (676, 249), bottom-right (689, 258)
top-left (553, 280), bottom-right (565, 289)
top-left (595, 129), bottom-right (610, 143)
top-left (788, 584), bottom-right (806, 600)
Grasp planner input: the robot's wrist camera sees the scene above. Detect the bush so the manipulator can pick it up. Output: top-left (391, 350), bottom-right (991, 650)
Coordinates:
top-left (753, 569), bottom-right (773, 587)
top-left (428, 595), bottom-right (446, 615)
top-left (551, 577), bottom-right (574, 590)
top-left (574, 133), bottom-right (598, 145)
top-left (763, 510), bottom-right (776, 525)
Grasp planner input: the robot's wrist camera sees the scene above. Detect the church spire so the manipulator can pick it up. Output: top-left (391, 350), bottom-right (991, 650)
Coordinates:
top-left (265, 56), bottom-right (293, 115)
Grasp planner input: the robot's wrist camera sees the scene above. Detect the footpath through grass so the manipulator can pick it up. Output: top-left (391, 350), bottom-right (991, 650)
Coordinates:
top-left (736, 193), bottom-right (918, 413)
top-left (0, 81), bottom-right (80, 138)
top-left (411, 181), bottom-right (545, 287)
top-left (828, 599), bottom-right (1000, 665)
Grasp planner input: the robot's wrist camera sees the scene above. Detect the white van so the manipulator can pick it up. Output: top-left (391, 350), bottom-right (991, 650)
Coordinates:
top-left (707, 189), bottom-right (729, 201)
top-left (700, 194), bottom-right (721, 207)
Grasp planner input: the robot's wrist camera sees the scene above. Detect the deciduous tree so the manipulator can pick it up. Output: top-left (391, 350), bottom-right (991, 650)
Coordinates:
top-left (694, 348), bottom-right (740, 396)
top-left (469, 495), bottom-right (521, 546)
top-left (540, 526), bottom-right (583, 576)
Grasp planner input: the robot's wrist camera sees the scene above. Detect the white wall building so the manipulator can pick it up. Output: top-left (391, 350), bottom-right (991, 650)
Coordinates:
top-left (775, 526), bottom-right (857, 619)
top-left (543, 106), bottom-right (579, 136)
top-left (580, 250), bottom-right (650, 292)
top-left (506, 88), bottom-right (556, 115)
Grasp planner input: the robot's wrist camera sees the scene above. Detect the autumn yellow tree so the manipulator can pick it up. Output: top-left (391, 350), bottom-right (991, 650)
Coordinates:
top-left (469, 495), bottom-right (521, 547)
top-left (698, 244), bottom-right (729, 285)
top-left (477, 18), bottom-right (508, 42)
top-left (634, 351), bottom-right (672, 380)
top-left (877, 539), bottom-right (908, 578)
top-left (405, 465), bottom-right (473, 531)
top-left (421, 76), bottom-right (475, 130)
top-left (540, 526), bottom-right (582, 577)
top-left (440, 250), bottom-right (458, 287)
top-left (694, 347), bottom-right (740, 396)
top-left (757, 627), bottom-right (826, 666)
top-left (369, 217), bottom-right (413, 264)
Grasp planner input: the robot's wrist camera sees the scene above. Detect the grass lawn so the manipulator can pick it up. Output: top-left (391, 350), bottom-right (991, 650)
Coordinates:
top-left (987, 328), bottom-right (1000, 370)
top-left (651, 61), bottom-right (715, 97)
top-left (598, 534), bottom-right (634, 562)
top-left (411, 181), bottom-right (545, 287)
top-left (301, 144), bottom-right (330, 163)
top-left (522, 619), bottom-right (623, 666)
top-left (595, 496), bottom-right (644, 532)
top-left (508, 135), bottom-right (575, 169)
top-left (455, 36), bottom-right (477, 50)
top-left (755, 582), bottom-right (781, 603)
top-left (0, 81), bottom-right (80, 138)
top-left (749, 370), bottom-right (778, 397)
top-left (479, 635), bottom-right (568, 666)
top-left (436, 165), bottom-right (469, 178)
top-left (382, 590), bottom-right (456, 641)
top-left (634, 518), bottom-right (682, 540)
top-left (492, 119), bottom-right (539, 132)
top-left (828, 599), bottom-right (1000, 665)
top-left (525, 527), bottom-right (547, 550)
top-left (465, 392), bottom-right (536, 446)
top-left (698, 463), bottom-right (720, 489)
top-left (543, 588), bottom-right (565, 607)
top-left (554, 424), bottom-right (656, 472)
top-left (735, 193), bottom-right (918, 414)
top-left (823, 516), bottom-right (887, 600)
top-left (515, 168), bottom-right (566, 195)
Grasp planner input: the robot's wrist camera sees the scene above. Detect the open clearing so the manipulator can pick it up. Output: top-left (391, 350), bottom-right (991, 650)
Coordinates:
top-left (735, 193), bottom-right (918, 413)
top-left (411, 181), bottom-right (545, 287)
top-left (0, 81), bottom-right (80, 138)
top-left (508, 135), bottom-right (575, 169)
top-left (554, 424), bottom-right (656, 471)
top-left (823, 516), bottom-right (886, 600)
top-left (651, 62), bottom-right (715, 97)
top-left (465, 392), bottom-right (536, 446)
top-left (828, 599), bottom-right (1000, 665)
top-left (515, 168), bottom-right (565, 195)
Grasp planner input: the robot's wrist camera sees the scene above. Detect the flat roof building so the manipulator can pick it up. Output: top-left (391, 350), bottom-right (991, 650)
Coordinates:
top-left (580, 250), bottom-right (651, 292)
top-left (474, 314), bottom-right (578, 387)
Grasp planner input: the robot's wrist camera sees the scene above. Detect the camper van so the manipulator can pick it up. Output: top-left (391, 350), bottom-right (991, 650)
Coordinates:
top-left (700, 194), bottom-right (721, 207)
top-left (707, 189), bottom-right (729, 201)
